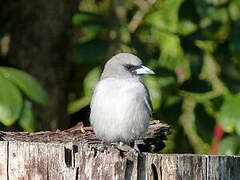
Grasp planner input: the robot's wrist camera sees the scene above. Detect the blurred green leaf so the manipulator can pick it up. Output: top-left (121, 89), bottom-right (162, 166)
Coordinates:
top-left (68, 67), bottom-right (101, 114)
top-left (218, 94), bottom-right (240, 133)
top-left (195, 40), bottom-right (215, 53)
top-left (83, 66), bottom-right (101, 97)
top-left (74, 38), bottom-right (110, 63)
top-left (73, 12), bottom-right (104, 26)
top-left (195, 0), bottom-right (228, 19)
top-left (68, 96), bottom-right (90, 114)
top-left (0, 74), bottom-right (23, 126)
top-left (145, 0), bottom-right (184, 33)
top-left (178, 20), bottom-right (197, 36)
top-left (210, 8), bottom-right (229, 23)
top-left (73, 12), bottom-right (108, 35)
top-left (205, 0), bottom-right (228, 6)
top-left (144, 76), bottom-right (162, 110)
top-left (159, 76), bottom-right (177, 92)
top-left (229, 0), bottom-right (240, 20)
top-left (18, 101), bottom-right (35, 132)
top-left (219, 135), bottom-right (240, 155)
top-left (158, 32), bottom-right (184, 69)
top-left (0, 67), bottom-right (48, 104)
top-left (236, 120), bottom-right (240, 136)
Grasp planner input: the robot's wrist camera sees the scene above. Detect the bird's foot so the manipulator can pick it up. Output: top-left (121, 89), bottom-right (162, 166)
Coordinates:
top-left (111, 142), bottom-right (132, 152)
top-left (112, 141), bottom-right (141, 153)
top-left (133, 141), bottom-right (140, 153)
top-left (93, 142), bottom-right (108, 153)
top-left (97, 145), bottom-right (108, 152)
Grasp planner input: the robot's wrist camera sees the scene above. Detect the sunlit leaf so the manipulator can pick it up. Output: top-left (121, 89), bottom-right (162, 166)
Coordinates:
top-left (195, 40), bottom-right (215, 53)
top-left (158, 32), bottom-right (184, 69)
top-left (68, 96), bottom-right (90, 114)
top-left (144, 76), bottom-right (162, 110)
top-left (0, 67), bottom-right (48, 104)
top-left (83, 66), bottom-right (101, 97)
top-left (18, 101), bottom-right (35, 132)
top-left (210, 8), bottom-right (229, 23)
top-left (218, 94), bottom-right (240, 133)
top-left (178, 20), bottom-right (197, 36)
top-left (219, 135), bottom-right (240, 155)
top-left (0, 74), bottom-right (23, 126)
top-left (145, 0), bottom-right (184, 33)
top-left (229, 0), bottom-right (240, 20)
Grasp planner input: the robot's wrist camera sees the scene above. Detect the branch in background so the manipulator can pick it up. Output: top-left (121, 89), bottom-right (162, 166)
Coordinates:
top-left (128, 0), bottom-right (156, 33)
top-left (0, 34), bottom-right (10, 56)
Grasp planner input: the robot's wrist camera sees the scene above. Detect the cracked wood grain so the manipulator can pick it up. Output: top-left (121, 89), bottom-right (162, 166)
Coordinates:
top-left (0, 122), bottom-right (239, 180)
top-left (0, 141), bottom-right (239, 180)
top-left (0, 141), bottom-right (8, 180)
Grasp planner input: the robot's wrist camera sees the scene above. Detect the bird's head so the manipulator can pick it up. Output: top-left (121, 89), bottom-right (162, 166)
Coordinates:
top-left (101, 53), bottom-right (155, 80)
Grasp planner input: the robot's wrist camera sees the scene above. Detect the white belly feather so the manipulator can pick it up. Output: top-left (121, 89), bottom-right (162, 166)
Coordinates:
top-left (90, 78), bottom-right (150, 143)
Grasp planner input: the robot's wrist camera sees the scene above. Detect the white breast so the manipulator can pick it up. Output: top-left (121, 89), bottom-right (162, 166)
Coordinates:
top-left (90, 78), bottom-right (150, 143)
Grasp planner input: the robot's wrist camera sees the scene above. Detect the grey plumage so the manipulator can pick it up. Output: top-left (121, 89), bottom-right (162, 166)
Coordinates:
top-left (90, 53), bottom-right (154, 144)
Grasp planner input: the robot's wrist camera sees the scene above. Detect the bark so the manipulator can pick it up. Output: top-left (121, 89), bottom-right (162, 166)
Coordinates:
top-left (8, 0), bottom-right (79, 130)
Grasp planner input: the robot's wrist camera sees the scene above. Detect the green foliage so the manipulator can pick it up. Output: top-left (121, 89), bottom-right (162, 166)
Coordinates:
top-left (18, 101), bottom-right (35, 132)
top-left (219, 136), bottom-right (240, 155)
top-left (218, 94), bottom-right (240, 134)
top-left (70, 0), bottom-right (240, 155)
top-left (0, 67), bottom-right (48, 130)
top-left (68, 67), bottom-right (101, 114)
top-left (73, 12), bottom-right (111, 64)
top-left (144, 76), bottom-right (162, 110)
top-left (0, 74), bottom-right (23, 126)
top-left (75, 38), bottom-right (111, 64)
top-left (0, 67), bottom-right (48, 104)
top-left (83, 67), bottom-right (101, 97)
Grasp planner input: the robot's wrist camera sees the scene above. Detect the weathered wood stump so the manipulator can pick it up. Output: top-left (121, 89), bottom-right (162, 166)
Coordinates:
top-left (0, 121), bottom-right (239, 180)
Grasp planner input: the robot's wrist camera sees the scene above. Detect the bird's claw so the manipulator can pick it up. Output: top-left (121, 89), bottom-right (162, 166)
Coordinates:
top-left (94, 144), bottom-right (108, 152)
top-left (133, 141), bottom-right (140, 153)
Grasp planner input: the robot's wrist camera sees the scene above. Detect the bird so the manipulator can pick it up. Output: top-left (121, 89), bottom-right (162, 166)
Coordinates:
top-left (90, 53), bottom-right (155, 151)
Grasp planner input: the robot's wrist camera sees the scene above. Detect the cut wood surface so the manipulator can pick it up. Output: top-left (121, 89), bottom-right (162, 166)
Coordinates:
top-left (0, 121), bottom-right (239, 180)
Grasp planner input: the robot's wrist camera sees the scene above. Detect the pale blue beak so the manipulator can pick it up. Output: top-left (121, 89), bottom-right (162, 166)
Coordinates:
top-left (135, 65), bottom-right (155, 75)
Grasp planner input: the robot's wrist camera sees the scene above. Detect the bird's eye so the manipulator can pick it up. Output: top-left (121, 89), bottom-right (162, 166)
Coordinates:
top-left (125, 64), bottom-right (132, 70)
top-left (124, 64), bottom-right (138, 71)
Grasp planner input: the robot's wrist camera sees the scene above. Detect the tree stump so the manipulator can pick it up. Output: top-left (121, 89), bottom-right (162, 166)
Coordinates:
top-left (0, 121), bottom-right (239, 180)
